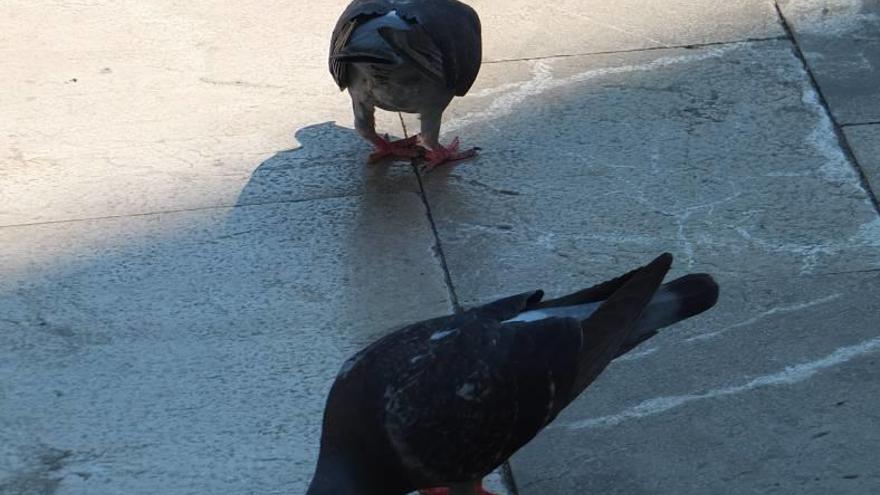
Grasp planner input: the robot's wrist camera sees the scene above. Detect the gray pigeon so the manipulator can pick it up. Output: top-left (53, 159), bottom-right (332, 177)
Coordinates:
top-left (306, 253), bottom-right (719, 495)
top-left (329, 0), bottom-right (482, 170)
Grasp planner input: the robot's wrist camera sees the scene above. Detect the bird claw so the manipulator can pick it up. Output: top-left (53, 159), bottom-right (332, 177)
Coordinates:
top-left (421, 137), bottom-right (479, 172)
top-left (368, 134), bottom-right (424, 163)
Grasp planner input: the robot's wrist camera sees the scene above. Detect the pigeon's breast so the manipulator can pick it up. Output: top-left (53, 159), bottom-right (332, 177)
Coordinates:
top-left (349, 63), bottom-right (443, 114)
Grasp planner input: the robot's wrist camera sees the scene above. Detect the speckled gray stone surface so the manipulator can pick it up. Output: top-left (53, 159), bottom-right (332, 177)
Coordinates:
top-left (844, 124), bottom-right (880, 195)
top-left (779, 0), bottom-right (880, 124)
top-left (0, 0), bottom-right (406, 227)
top-left (3, 1), bottom-right (880, 494)
top-left (0, 195), bottom-right (451, 494)
top-left (511, 272), bottom-right (880, 494)
top-left (419, 40), bottom-right (880, 493)
top-left (425, 41), bottom-right (880, 304)
top-left (471, 0), bottom-right (783, 61)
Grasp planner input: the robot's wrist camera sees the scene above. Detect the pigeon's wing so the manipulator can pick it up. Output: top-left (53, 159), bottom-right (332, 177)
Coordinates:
top-left (408, 0), bottom-right (482, 95)
top-left (317, 253), bottom-right (676, 490)
top-left (381, 314), bottom-right (584, 484)
top-left (377, 25), bottom-right (446, 85)
top-left (382, 253), bottom-right (673, 485)
top-left (329, 0), bottom-right (393, 89)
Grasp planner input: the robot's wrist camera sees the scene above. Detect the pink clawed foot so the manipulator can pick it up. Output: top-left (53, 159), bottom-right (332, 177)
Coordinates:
top-left (419, 481), bottom-right (497, 495)
top-left (368, 134), bottom-right (423, 163)
top-left (422, 137), bottom-right (479, 172)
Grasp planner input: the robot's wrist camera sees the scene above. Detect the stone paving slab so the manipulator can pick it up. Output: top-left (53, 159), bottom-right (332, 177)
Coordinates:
top-left (844, 124), bottom-right (880, 195)
top-left (0, 0), bottom-right (406, 227)
top-left (0, 194), bottom-right (451, 494)
top-left (425, 40), bottom-right (880, 303)
top-left (472, 0), bottom-right (783, 61)
top-left (778, 0), bottom-right (880, 124)
top-left (418, 39), bottom-right (880, 493)
top-left (0, 0), bottom-right (783, 226)
top-left (512, 271), bottom-right (880, 494)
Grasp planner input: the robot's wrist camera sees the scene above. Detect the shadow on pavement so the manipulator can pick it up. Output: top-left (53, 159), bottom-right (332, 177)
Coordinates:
top-left (234, 121), bottom-right (416, 208)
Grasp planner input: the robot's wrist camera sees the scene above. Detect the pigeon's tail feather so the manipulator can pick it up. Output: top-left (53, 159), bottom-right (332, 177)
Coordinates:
top-left (617, 273), bottom-right (719, 355)
top-left (638, 274), bottom-right (719, 333)
top-left (566, 253), bottom-right (672, 397)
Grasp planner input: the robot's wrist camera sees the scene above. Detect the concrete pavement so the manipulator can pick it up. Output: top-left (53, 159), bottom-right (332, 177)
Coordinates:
top-left (2, 0), bottom-right (879, 494)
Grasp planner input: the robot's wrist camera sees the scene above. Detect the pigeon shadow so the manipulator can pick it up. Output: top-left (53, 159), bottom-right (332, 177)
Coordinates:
top-left (231, 121), bottom-right (449, 346)
top-left (233, 121), bottom-right (417, 208)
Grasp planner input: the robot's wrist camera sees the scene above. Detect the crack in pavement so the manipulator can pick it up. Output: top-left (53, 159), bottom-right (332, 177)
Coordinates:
top-left (560, 334), bottom-right (880, 430)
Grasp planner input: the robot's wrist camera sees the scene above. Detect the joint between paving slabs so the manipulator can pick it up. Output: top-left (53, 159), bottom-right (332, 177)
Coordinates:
top-left (399, 113), bottom-right (464, 314)
top-left (412, 168), bottom-right (464, 314)
top-left (400, 117), bottom-right (522, 493)
top-left (500, 460), bottom-right (522, 495)
top-left (482, 35), bottom-right (788, 65)
top-left (841, 120), bottom-right (880, 128)
top-left (774, 1), bottom-right (880, 216)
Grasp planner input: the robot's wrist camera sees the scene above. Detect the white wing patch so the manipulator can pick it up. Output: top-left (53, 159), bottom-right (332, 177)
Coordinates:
top-left (504, 309), bottom-right (552, 323)
top-left (504, 302), bottom-right (601, 323)
top-left (430, 329), bottom-right (458, 341)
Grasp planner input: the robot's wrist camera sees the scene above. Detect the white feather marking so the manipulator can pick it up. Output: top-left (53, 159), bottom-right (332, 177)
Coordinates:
top-left (504, 302), bottom-right (600, 323)
top-left (505, 309), bottom-right (552, 323)
top-left (456, 383), bottom-right (477, 401)
top-left (430, 329), bottom-right (457, 341)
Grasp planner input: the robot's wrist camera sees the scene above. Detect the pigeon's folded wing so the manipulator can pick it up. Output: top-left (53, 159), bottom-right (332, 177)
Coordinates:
top-left (381, 315), bottom-right (583, 483)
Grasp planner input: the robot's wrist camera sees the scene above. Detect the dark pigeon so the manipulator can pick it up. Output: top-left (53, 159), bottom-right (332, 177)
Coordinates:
top-left (329, 0), bottom-right (482, 170)
top-left (306, 253), bottom-right (719, 495)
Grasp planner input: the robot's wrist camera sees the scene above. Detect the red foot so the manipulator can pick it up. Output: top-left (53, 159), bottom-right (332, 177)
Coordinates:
top-left (422, 137), bottom-right (479, 172)
top-left (368, 134), bottom-right (423, 163)
top-left (419, 481), bottom-right (497, 495)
